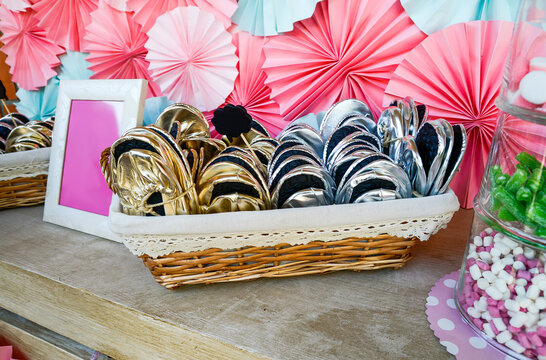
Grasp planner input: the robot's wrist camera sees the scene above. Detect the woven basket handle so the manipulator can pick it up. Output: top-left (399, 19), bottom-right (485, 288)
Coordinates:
top-left (100, 147), bottom-right (115, 192)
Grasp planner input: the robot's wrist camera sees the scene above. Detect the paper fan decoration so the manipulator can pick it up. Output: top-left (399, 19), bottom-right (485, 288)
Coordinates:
top-left (57, 50), bottom-right (93, 80)
top-left (203, 32), bottom-right (284, 137)
top-left (384, 20), bottom-right (514, 208)
top-left (262, 0), bottom-right (426, 123)
top-left (32, 0), bottom-right (98, 51)
top-left (143, 96), bottom-right (173, 126)
top-left (126, 0), bottom-right (237, 33)
top-left (231, 0), bottom-right (323, 36)
top-left (16, 76), bottom-right (59, 120)
top-left (0, 6), bottom-right (64, 90)
top-left (401, 0), bottom-right (522, 35)
top-left (82, 1), bottom-right (160, 97)
top-left (104, 0), bottom-right (127, 12)
top-left (1, 0), bottom-right (31, 12)
top-left (16, 50), bottom-right (93, 120)
top-left (145, 7), bottom-right (238, 112)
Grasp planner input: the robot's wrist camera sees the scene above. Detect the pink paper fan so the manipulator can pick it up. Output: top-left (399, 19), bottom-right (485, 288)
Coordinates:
top-left (0, 6), bottom-right (64, 90)
top-left (126, 0), bottom-right (237, 33)
top-left (104, 0), bottom-right (127, 12)
top-left (262, 0), bottom-right (426, 122)
top-left (145, 6), bottom-right (238, 112)
top-left (384, 21), bottom-right (514, 208)
top-left (82, 2), bottom-right (160, 97)
top-left (32, 0), bottom-right (98, 51)
top-left (203, 32), bottom-right (284, 138)
top-left (1, 0), bottom-right (31, 12)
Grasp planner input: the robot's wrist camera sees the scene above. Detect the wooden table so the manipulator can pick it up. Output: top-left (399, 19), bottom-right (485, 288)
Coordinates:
top-left (0, 205), bottom-right (473, 360)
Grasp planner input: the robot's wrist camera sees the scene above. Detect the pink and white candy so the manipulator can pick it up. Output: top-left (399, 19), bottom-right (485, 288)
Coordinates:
top-left (461, 227), bottom-right (546, 359)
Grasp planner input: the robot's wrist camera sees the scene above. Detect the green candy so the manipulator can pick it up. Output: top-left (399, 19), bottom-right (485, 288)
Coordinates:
top-left (496, 174), bottom-right (509, 187)
top-left (528, 202), bottom-right (546, 228)
top-left (516, 151), bottom-right (543, 172)
top-left (536, 226), bottom-right (546, 238)
top-left (498, 207), bottom-right (517, 221)
top-left (537, 191), bottom-right (546, 208)
top-left (491, 153), bottom-right (546, 236)
top-left (506, 169), bottom-right (528, 194)
top-left (493, 187), bottom-right (527, 223)
top-left (490, 164), bottom-right (508, 187)
top-left (516, 187), bottom-right (533, 202)
top-left (490, 196), bottom-right (501, 211)
top-left (527, 168), bottom-right (545, 193)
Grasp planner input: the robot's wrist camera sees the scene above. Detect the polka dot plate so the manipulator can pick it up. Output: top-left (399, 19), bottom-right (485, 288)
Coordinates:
top-left (426, 270), bottom-right (513, 359)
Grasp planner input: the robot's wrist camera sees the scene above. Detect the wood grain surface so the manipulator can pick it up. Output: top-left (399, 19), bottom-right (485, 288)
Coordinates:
top-left (0, 205), bottom-right (473, 359)
top-left (0, 308), bottom-right (98, 360)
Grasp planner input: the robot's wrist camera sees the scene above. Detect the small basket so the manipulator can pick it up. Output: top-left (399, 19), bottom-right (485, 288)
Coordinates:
top-left (0, 148), bottom-right (50, 210)
top-left (109, 190), bottom-right (460, 289)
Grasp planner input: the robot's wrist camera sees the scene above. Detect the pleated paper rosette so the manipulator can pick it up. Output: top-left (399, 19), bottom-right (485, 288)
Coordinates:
top-left (145, 6), bottom-right (238, 112)
top-left (126, 0), bottom-right (237, 33)
top-left (104, 0), bottom-right (127, 12)
top-left (143, 96), bottom-right (173, 126)
top-left (1, 0), bottom-right (31, 12)
top-left (262, 0), bottom-right (426, 123)
top-left (401, 0), bottom-right (522, 35)
top-left (82, 1), bottom-right (160, 97)
top-left (384, 21), bottom-right (514, 208)
top-left (57, 50), bottom-right (93, 81)
top-left (204, 32), bottom-right (285, 137)
top-left (15, 76), bottom-right (58, 120)
top-left (232, 0), bottom-right (323, 36)
top-left (32, 0), bottom-right (98, 51)
top-left (16, 50), bottom-right (93, 120)
top-left (0, 6), bottom-right (64, 90)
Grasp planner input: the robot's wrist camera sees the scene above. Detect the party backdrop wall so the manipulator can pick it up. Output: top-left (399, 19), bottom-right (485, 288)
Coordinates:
top-left (0, 0), bottom-right (522, 207)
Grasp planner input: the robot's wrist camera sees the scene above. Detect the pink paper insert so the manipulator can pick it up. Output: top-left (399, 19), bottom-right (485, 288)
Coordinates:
top-left (59, 100), bottom-right (123, 216)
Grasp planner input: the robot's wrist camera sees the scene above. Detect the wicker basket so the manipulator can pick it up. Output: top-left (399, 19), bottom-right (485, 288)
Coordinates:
top-left (109, 190), bottom-right (460, 288)
top-left (0, 148), bottom-right (50, 210)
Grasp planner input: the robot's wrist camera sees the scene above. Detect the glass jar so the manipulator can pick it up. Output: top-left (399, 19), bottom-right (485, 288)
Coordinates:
top-left (455, 1), bottom-right (546, 355)
top-left (455, 109), bottom-right (546, 359)
top-left (455, 31), bottom-right (546, 360)
top-left (456, 215), bottom-right (546, 359)
top-left (499, 0), bottom-right (546, 118)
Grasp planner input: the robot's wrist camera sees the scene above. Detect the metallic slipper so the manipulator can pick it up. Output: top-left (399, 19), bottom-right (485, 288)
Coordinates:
top-left (103, 125), bottom-right (199, 216)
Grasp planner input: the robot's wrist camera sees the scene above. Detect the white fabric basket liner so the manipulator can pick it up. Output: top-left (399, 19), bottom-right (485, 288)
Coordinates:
top-left (110, 189), bottom-right (460, 257)
top-left (0, 148), bottom-right (50, 181)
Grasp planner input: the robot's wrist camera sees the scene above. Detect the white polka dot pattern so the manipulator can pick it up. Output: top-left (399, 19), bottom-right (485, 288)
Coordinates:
top-left (440, 341), bottom-right (459, 355)
top-left (426, 270), bottom-right (508, 359)
top-left (438, 318), bottom-right (455, 331)
top-left (469, 337), bottom-right (487, 349)
top-left (427, 296), bottom-right (439, 306)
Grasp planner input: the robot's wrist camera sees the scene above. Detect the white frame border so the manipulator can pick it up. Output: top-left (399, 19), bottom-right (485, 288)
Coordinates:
top-left (43, 79), bottom-right (147, 242)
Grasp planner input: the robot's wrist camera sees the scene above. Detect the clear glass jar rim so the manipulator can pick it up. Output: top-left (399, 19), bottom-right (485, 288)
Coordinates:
top-left (495, 97), bottom-right (546, 124)
top-left (473, 198), bottom-right (546, 249)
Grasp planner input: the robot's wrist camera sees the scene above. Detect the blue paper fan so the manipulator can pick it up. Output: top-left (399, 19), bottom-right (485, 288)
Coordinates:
top-left (57, 50), bottom-right (93, 80)
top-left (15, 51), bottom-right (93, 120)
top-left (400, 0), bottom-right (522, 35)
top-left (143, 96), bottom-right (174, 126)
top-left (232, 0), bottom-right (323, 36)
top-left (15, 76), bottom-right (59, 120)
